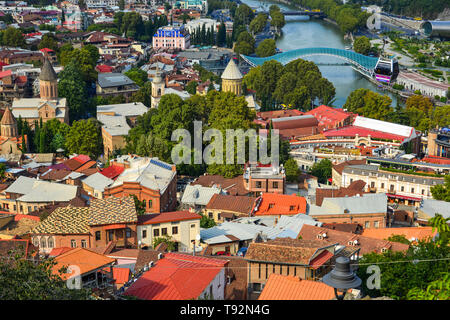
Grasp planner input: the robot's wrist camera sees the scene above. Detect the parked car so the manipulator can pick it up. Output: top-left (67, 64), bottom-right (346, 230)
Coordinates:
top-left (215, 251), bottom-right (231, 256)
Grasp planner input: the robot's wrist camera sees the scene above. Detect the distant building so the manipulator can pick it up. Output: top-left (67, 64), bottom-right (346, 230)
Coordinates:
top-left (175, 0), bottom-right (208, 13)
top-left (11, 58), bottom-right (69, 127)
top-left (243, 163), bottom-right (286, 195)
top-left (221, 59), bottom-right (242, 96)
top-left (96, 73), bottom-right (139, 99)
top-left (342, 164), bottom-right (445, 206)
top-left (271, 115), bottom-right (320, 140)
top-left (152, 25), bottom-right (190, 50)
top-left (104, 155), bottom-right (177, 213)
top-left (305, 105), bottom-right (354, 131)
top-left (0, 107), bottom-right (25, 155)
top-left (396, 71), bottom-right (449, 98)
top-left (427, 129), bottom-right (450, 158)
top-left (137, 210), bottom-right (201, 252)
top-left (252, 193), bottom-right (307, 219)
top-left (97, 102), bottom-right (148, 158)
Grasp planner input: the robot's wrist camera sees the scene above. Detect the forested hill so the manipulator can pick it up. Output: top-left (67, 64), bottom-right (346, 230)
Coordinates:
top-left (349, 0), bottom-right (450, 20)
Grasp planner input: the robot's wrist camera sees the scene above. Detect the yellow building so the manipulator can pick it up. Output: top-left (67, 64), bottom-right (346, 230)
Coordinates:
top-left (221, 59), bottom-right (243, 96)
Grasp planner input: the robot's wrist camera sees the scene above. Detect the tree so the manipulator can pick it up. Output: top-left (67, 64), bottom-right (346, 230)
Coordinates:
top-left (353, 36), bottom-right (371, 55)
top-left (234, 4), bottom-right (254, 26)
top-left (124, 68), bottom-right (148, 87)
top-left (431, 175), bottom-right (450, 202)
top-left (1, 27), bottom-right (25, 48)
top-left (429, 213), bottom-right (450, 246)
top-left (65, 119), bottom-right (103, 158)
top-left (284, 158), bottom-right (300, 182)
top-left (343, 88), bottom-right (393, 121)
top-left (405, 95), bottom-right (433, 115)
top-left (118, 0), bottom-right (125, 10)
top-left (38, 34), bottom-right (58, 52)
top-left (407, 273), bottom-right (450, 300)
top-left (130, 81), bottom-right (152, 108)
top-left (270, 10), bottom-right (285, 32)
top-left (216, 22), bottom-right (226, 47)
top-left (309, 159), bottom-right (332, 184)
top-left (132, 195), bottom-right (146, 215)
top-left (256, 39), bottom-right (276, 57)
top-left (152, 234), bottom-right (175, 251)
top-left (185, 81), bottom-right (198, 95)
top-left (200, 213), bottom-right (216, 229)
top-left (357, 239), bottom-right (449, 299)
top-left (58, 61), bottom-right (89, 121)
top-left (387, 235), bottom-right (411, 245)
top-left (249, 13), bottom-right (268, 35)
top-left (0, 163), bottom-right (6, 179)
top-left (0, 249), bottom-right (92, 299)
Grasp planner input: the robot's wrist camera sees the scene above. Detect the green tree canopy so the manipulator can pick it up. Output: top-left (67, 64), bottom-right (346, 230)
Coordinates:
top-left (153, 234), bottom-right (175, 251)
top-left (309, 158), bottom-right (332, 184)
top-left (65, 119), bottom-right (103, 158)
top-left (124, 68), bottom-right (148, 87)
top-left (256, 39), bottom-right (276, 57)
top-left (284, 158), bottom-right (300, 182)
top-left (1, 27), bottom-right (25, 47)
top-left (343, 88), bottom-right (393, 121)
top-left (431, 175), bottom-right (450, 202)
top-left (353, 36), bottom-right (371, 55)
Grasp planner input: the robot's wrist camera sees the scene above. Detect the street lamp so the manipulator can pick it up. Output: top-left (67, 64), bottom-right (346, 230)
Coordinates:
top-left (322, 257), bottom-right (362, 300)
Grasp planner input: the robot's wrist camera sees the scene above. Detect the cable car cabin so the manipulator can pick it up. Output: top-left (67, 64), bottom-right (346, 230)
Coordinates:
top-left (374, 58), bottom-right (399, 83)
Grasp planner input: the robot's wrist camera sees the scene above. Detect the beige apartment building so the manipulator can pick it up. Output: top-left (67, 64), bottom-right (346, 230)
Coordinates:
top-left (137, 211), bottom-right (201, 253)
top-left (341, 164), bottom-right (445, 205)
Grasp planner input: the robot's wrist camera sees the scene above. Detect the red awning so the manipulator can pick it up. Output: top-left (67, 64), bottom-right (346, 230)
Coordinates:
top-left (309, 250), bottom-right (334, 270)
top-left (104, 224), bottom-right (127, 230)
top-left (386, 193), bottom-right (421, 202)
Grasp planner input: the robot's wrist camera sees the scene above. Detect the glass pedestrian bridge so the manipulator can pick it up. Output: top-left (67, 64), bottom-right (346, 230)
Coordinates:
top-left (241, 47), bottom-right (380, 76)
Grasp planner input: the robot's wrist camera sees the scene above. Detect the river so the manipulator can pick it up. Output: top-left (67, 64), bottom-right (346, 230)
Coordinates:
top-left (240, 0), bottom-right (399, 107)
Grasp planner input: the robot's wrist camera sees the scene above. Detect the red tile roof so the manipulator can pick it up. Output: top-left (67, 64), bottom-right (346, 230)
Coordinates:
top-left (205, 194), bottom-right (257, 215)
top-left (253, 193), bottom-right (307, 216)
top-left (112, 267), bottom-right (131, 285)
top-left (39, 48), bottom-right (54, 53)
top-left (323, 126), bottom-right (406, 142)
top-left (72, 154), bottom-right (91, 164)
top-left (96, 64), bottom-right (114, 73)
top-left (49, 247), bottom-right (73, 257)
top-left (100, 165), bottom-right (124, 179)
top-left (258, 274), bottom-right (335, 300)
top-left (361, 227), bottom-right (436, 242)
top-left (305, 105), bottom-right (352, 129)
top-left (0, 69), bottom-right (12, 78)
top-left (124, 253), bottom-right (227, 300)
top-left (138, 211), bottom-right (201, 225)
top-left (74, 160), bottom-right (96, 173)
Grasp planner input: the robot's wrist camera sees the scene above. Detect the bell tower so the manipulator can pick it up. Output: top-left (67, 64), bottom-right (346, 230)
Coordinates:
top-left (1, 107), bottom-right (18, 138)
top-left (151, 66), bottom-right (165, 108)
top-left (39, 57), bottom-right (58, 100)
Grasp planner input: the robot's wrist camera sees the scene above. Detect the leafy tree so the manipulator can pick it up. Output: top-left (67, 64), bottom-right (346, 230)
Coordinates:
top-left (406, 95), bottom-right (433, 115)
top-left (429, 213), bottom-right (450, 246)
top-left (186, 81), bottom-right (198, 95)
top-left (132, 195), bottom-right (146, 215)
top-left (65, 119), bottom-right (103, 158)
top-left (357, 239), bottom-right (449, 299)
top-left (407, 273), bottom-right (450, 300)
top-left (284, 158), bottom-right (300, 182)
top-left (124, 68), bottom-right (148, 87)
top-left (431, 175), bottom-right (450, 202)
top-left (270, 9), bottom-right (285, 32)
top-left (256, 39), bottom-right (276, 57)
top-left (249, 13), bottom-right (268, 35)
top-left (353, 36), bottom-right (371, 55)
top-left (119, 0), bottom-right (125, 10)
top-left (309, 158), bottom-right (332, 184)
top-left (58, 61), bottom-right (89, 121)
top-left (234, 4), bottom-right (254, 26)
top-left (130, 82), bottom-right (152, 108)
top-left (234, 31), bottom-right (255, 56)
top-left (216, 22), bottom-right (226, 47)
top-left (387, 235), bottom-right (411, 245)
top-left (0, 249), bottom-right (92, 300)
top-left (0, 163), bottom-right (6, 179)
top-left (200, 213), bottom-right (216, 229)
top-left (38, 34), bottom-right (58, 52)
top-left (343, 88), bottom-right (393, 121)
top-left (153, 234), bottom-right (175, 251)
top-left (1, 27), bottom-right (25, 47)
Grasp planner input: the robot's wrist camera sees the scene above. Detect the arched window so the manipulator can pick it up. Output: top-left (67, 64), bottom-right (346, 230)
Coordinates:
top-left (40, 238), bottom-right (46, 248)
top-left (33, 238), bottom-right (39, 247)
top-left (47, 237), bottom-right (54, 248)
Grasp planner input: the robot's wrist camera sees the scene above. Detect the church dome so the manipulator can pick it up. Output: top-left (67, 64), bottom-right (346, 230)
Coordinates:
top-left (221, 59), bottom-right (243, 80)
top-left (39, 58), bottom-right (57, 82)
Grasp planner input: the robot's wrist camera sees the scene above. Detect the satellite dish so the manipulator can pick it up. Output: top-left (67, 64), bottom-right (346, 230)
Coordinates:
top-left (195, 234), bottom-right (201, 241)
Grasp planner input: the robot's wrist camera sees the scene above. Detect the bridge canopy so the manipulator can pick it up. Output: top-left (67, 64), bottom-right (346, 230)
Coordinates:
top-left (241, 47), bottom-right (379, 72)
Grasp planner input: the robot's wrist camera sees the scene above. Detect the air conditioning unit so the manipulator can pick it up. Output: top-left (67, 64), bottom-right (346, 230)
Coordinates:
top-left (158, 253), bottom-right (163, 259)
top-left (148, 261), bottom-right (154, 268)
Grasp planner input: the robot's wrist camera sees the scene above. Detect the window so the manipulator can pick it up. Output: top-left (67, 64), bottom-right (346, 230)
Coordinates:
top-left (365, 221), bottom-right (370, 228)
top-left (208, 212), bottom-right (213, 219)
top-left (126, 228), bottom-right (131, 238)
top-left (70, 240), bottom-right (76, 248)
top-left (421, 189), bottom-right (425, 195)
top-left (33, 238), bottom-right (39, 247)
top-left (95, 231), bottom-right (101, 241)
top-left (142, 230), bottom-right (147, 238)
top-left (255, 181), bottom-right (262, 188)
top-left (191, 224), bottom-right (195, 228)
top-left (273, 181), bottom-right (278, 189)
top-left (148, 200), bottom-right (152, 208)
top-left (258, 263), bottom-right (261, 278)
top-left (47, 238), bottom-right (54, 248)
top-left (390, 185), bottom-right (394, 192)
top-left (371, 182), bottom-right (375, 188)
top-left (172, 226), bottom-right (178, 234)
top-left (269, 203), bottom-right (274, 209)
top-left (401, 186), bottom-right (405, 192)
top-left (28, 206), bottom-right (31, 212)
top-left (381, 183), bottom-right (385, 189)
top-left (108, 230), bottom-right (114, 241)
top-left (40, 238), bottom-right (46, 248)
top-left (350, 178), bottom-right (353, 183)
top-left (374, 221), bottom-right (379, 228)
top-left (411, 188), bottom-right (415, 194)
top-left (154, 229), bottom-right (160, 237)
top-left (289, 205), bottom-right (295, 211)
top-left (81, 240), bottom-right (87, 248)
top-left (161, 228), bottom-right (167, 236)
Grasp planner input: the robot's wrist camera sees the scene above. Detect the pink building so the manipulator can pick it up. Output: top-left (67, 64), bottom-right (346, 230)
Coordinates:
top-left (152, 26), bottom-right (190, 50)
